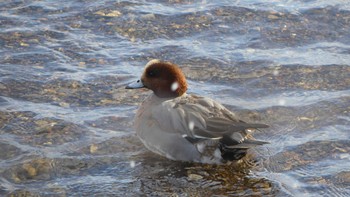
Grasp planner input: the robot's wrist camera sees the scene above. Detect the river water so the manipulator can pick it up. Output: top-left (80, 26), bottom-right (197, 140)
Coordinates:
top-left (1, 0), bottom-right (350, 196)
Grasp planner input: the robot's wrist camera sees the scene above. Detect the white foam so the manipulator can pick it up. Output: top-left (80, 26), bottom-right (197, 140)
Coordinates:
top-left (129, 160), bottom-right (136, 168)
top-left (278, 99), bottom-right (286, 105)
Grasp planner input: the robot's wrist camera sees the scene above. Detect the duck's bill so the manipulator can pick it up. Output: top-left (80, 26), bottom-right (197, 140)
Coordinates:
top-left (125, 79), bottom-right (145, 89)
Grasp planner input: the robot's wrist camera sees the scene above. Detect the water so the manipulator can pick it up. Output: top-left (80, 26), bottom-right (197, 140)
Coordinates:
top-left (1, 0), bottom-right (350, 196)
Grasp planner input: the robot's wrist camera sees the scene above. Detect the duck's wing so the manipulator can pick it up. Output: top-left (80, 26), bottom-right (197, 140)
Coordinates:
top-left (151, 94), bottom-right (268, 145)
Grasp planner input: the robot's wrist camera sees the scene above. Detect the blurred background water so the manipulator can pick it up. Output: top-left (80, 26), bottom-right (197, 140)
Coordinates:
top-left (1, 0), bottom-right (350, 196)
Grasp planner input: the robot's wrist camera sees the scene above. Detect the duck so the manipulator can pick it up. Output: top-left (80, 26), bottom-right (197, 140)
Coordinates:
top-left (126, 59), bottom-right (269, 164)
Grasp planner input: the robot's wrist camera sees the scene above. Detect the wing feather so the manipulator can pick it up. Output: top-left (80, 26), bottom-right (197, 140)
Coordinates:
top-left (151, 94), bottom-right (268, 143)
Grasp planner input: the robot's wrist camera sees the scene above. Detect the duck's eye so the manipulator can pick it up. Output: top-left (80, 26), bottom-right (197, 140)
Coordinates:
top-left (147, 69), bottom-right (158, 78)
top-left (148, 71), bottom-right (154, 77)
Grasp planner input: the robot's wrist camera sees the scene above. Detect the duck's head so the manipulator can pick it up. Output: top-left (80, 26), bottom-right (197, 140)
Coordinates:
top-left (126, 59), bottom-right (188, 98)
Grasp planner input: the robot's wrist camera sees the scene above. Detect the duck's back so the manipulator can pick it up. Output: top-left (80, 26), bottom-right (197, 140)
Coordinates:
top-left (134, 93), bottom-right (268, 163)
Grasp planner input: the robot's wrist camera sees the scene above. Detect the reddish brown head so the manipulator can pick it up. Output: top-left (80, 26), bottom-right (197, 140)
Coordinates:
top-left (126, 60), bottom-right (188, 98)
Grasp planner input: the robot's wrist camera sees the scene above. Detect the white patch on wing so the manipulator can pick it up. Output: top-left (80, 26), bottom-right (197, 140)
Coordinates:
top-left (194, 135), bottom-right (222, 140)
top-left (171, 81), bottom-right (179, 92)
top-left (188, 121), bottom-right (195, 131)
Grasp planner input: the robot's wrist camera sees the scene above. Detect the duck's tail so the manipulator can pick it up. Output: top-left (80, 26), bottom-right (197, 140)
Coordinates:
top-left (219, 128), bottom-right (269, 161)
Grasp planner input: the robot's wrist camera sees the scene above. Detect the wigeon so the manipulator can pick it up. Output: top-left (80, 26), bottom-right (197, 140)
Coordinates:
top-left (126, 59), bottom-right (269, 163)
